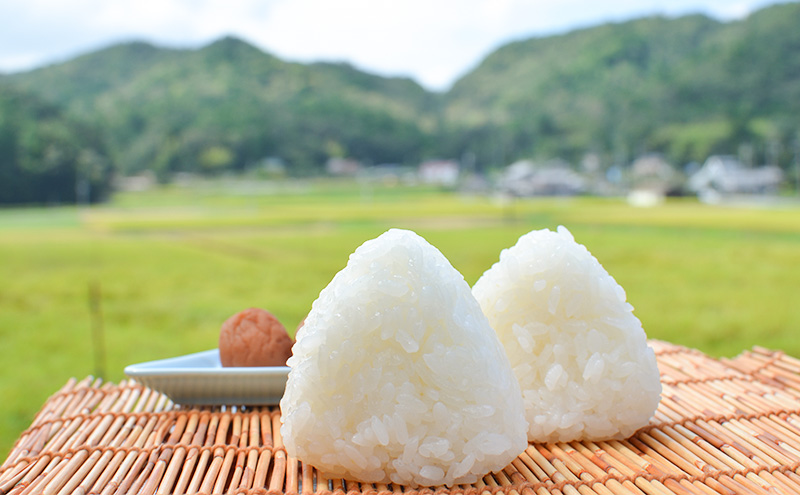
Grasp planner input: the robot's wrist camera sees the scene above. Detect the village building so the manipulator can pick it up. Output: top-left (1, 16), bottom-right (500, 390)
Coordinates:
top-left (687, 155), bottom-right (784, 199)
top-left (498, 159), bottom-right (587, 196)
top-left (418, 160), bottom-right (460, 187)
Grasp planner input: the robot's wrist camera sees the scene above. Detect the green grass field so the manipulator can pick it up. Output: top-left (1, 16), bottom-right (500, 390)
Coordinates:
top-left (2, 179), bottom-right (800, 460)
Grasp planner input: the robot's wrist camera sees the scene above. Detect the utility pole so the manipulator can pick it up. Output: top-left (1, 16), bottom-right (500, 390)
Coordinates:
top-left (88, 281), bottom-right (107, 379)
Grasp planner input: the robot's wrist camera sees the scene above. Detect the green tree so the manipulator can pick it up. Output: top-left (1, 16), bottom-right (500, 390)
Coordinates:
top-left (0, 85), bottom-right (113, 204)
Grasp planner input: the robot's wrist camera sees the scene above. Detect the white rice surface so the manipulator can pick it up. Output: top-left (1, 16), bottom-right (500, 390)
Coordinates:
top-left (472, 226), bottom-right (661, 443)
top-left (280, 229), bottom-right (528, 487)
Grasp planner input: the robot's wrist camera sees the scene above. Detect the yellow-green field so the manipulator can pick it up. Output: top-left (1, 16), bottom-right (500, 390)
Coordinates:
top-left (2, 179), bottom-right (800, 460)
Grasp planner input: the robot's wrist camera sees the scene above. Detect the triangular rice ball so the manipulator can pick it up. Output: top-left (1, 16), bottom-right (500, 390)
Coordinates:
top-left (472, 226), bottom-right (661, 443)
top-left (280, 229), bottom-right (527, 487)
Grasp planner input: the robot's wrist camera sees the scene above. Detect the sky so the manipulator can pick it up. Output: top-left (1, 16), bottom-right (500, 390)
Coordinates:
top-left (0, 0), bottom-right (791, 91)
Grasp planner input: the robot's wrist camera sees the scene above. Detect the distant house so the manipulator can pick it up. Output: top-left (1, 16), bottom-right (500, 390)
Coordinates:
top-left (418, 160), bottom-right (460, 187)
top-left (687, 155), bottom-right (783, 197)
top-left (498, 159), bottom-right (586, 196)
top-left (629, 153), bottom-right (683, 195)
top-left (326, 157), bottom-right (362, 176)
top-left (113, 171), bottom-right (156, 192)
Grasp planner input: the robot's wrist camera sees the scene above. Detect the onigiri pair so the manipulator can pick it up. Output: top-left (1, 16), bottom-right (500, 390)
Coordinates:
top-left (280, 227), bottom-right (661, 487)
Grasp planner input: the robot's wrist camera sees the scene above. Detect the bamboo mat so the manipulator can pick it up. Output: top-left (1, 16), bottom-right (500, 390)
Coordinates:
top-left (4, 341), bottom-right (800, 495)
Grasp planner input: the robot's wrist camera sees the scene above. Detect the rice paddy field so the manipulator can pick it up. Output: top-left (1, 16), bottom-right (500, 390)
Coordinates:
top-left (2, 178), bottom-right (800, 461)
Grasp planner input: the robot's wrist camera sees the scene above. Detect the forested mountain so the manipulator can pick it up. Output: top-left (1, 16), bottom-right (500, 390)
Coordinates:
top-left (4, 36), bottom-right (437, 181)
top-left (2, 2), bottom-right (799, 204)
top-left (443, 2), bottom-right (800, 167)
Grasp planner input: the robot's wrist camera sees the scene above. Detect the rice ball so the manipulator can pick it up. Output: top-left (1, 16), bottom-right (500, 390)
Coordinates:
top-left (219, 308), bottom-right (293, 367)
top-left (280, 229), bottom-right (527, 487)
top-left (472, 226), bottom-right (661, 443)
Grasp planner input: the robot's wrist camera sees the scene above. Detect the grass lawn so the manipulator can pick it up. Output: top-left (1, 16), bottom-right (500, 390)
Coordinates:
top-left (2, 179), bottom-right (799, 460)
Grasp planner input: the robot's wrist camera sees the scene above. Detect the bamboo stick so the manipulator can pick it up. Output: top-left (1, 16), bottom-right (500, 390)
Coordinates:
top-left (227, 449), bottom-right (247, 493)
top-left (198, 446), bottom-right (226, 494)
top-left (54, 449), bottom-right (96, 495)
top-left (558, 443), bottom-right (628, 495)
top-left (253, 448), bottom-right (273, 489)
top-left (569, 443), bottom-right (644, 495)
top-left (215, 447), bottom-right (237, 494)
top-left (587, 441), bottom-right (671, 495)
top-left (157, 445), bottom-right (185, 494)
top-left (171, 446), bottom-right (199, 495)
top-left (86, 447), bottom-right (128, 494)
top-left (185, 448), bottom-right (213, 494)
top-left (302, 460), bottom-right (314, 495)
top-left (22, 454), bottom-right (70, 495)
top-left (286, 455), bottom-right (300, 495)
top-left (240, 448), bottom-right (260, 490)
top-left (271, 449), bottom-right (288, 493)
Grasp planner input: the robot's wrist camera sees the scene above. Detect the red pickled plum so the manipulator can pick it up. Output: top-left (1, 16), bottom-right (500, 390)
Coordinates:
top-left (219, 308), bottom-right (293, 367)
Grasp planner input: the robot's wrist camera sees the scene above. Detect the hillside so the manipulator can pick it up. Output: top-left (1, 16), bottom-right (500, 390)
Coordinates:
top-left (442, 2), bottom-right (800, 167)
top-left (4, 36), bottom-right (437, 179)
top-left (2, 2), bottom-right (800, 203)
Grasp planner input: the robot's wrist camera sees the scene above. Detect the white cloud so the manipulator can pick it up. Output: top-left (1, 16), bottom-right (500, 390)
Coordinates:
top-left (251, 0), bottom-right (487, 87)
top-left (707, 1), bottom-right (760, 19)
top-left (0, 0), bottom-right (789, 89)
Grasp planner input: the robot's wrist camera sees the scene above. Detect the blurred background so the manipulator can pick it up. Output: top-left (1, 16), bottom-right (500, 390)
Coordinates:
top-left (1, 0), bottom-right (799, 460)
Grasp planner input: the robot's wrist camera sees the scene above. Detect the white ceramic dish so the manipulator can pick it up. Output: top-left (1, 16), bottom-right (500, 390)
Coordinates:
top-left (124, 349), bottom-right (290, 406)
